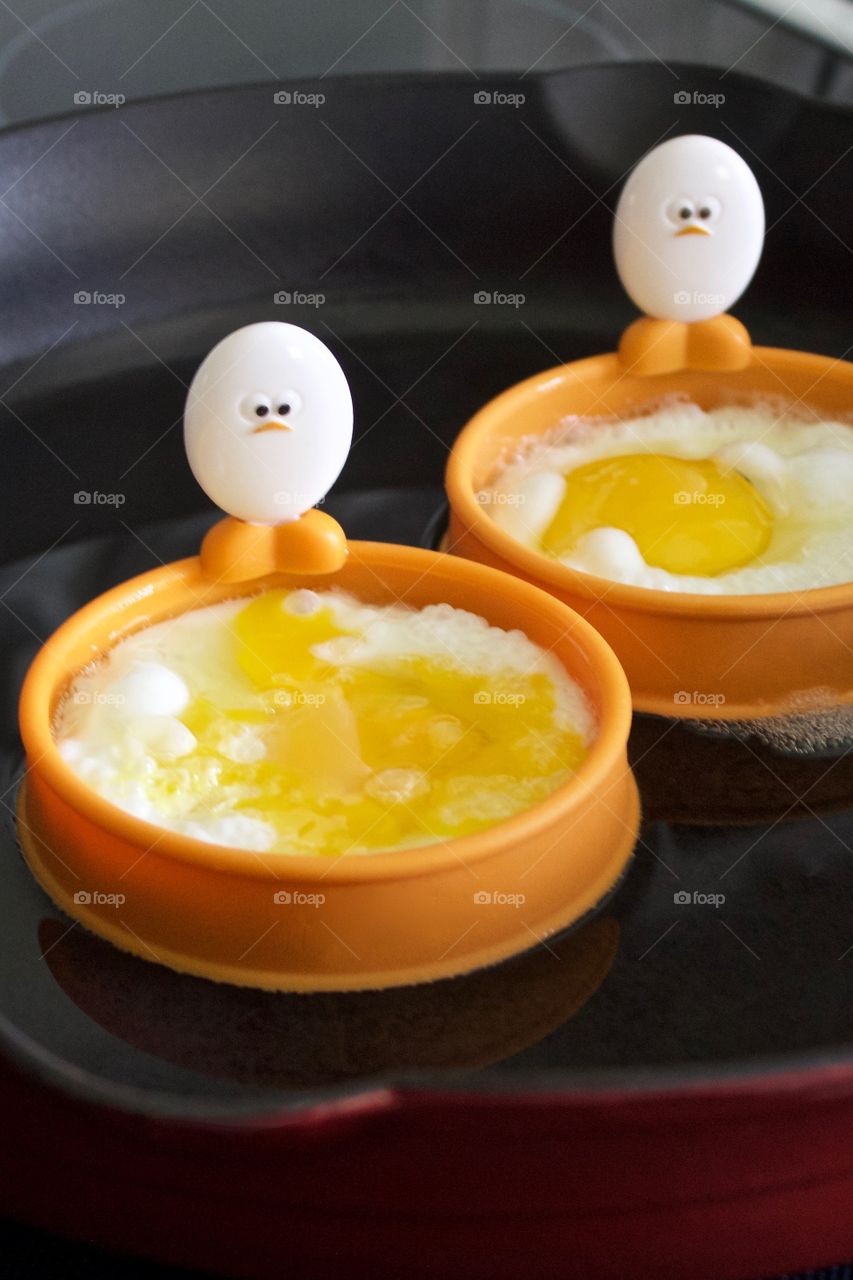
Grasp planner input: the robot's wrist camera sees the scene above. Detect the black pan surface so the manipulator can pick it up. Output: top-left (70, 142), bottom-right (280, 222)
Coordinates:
top-left (1, 63), bottom-right (852, 1119)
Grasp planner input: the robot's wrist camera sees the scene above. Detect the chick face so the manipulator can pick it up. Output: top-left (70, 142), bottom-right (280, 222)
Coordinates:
top-left (613, 135), bottom-right (764, 322)
top-left (184, 322), bottom-right (353, 525)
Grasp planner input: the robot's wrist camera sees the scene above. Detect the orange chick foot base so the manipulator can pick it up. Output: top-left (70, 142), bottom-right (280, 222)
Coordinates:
top-left (200, 509), bottom-right (348, 584)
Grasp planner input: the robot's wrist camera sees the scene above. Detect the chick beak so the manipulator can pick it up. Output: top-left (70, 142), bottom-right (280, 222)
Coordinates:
top-left (252, 419), bottom-right (292, 434)
top-left (676, 224), bottom-right (712, 237)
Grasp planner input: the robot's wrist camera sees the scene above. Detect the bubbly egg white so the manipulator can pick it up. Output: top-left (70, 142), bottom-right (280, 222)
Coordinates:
top-left (483, 402), bottom-right (853, 593)
top-left (54, 590), bottom-right (594, 853)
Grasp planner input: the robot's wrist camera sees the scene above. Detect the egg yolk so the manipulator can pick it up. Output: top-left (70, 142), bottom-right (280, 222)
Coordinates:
top-left (234, 590), bottom-right (348, 685)
top-left (174, 590), bottom-right (588, 855)
top-left (541, 453), bottom-right (773, 577)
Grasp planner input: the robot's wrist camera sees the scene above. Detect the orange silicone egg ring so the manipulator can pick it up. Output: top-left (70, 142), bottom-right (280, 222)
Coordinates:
top-left (445, 346), bottom-right (853, 722)
top-left (17, 542), bottom-right (639, 992)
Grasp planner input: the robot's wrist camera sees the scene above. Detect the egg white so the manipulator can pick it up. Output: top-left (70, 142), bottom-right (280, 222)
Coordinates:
top-left (54, 590), bottom-right (594, 852)
top-left (483, 402), bottom-right (853, 594)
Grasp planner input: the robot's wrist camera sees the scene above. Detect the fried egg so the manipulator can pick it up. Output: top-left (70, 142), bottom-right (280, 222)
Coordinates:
top-left (54, 589), bottom-right (593, 856)
top-left (482, 402), bottom-right (853, 594)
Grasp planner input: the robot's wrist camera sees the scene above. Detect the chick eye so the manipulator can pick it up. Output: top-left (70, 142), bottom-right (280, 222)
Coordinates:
top-left (697, 195), bottom-right (721, 222)
top-left (665, 197), bottom-right (695, 227)
top-left (276, 389), bottom-right (303, 417)
top-left (239, 393), bottom-right (271, 423)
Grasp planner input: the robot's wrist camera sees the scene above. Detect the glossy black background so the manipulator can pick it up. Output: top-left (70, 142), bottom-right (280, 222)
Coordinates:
top-left (0, 62), bottom-right (851, 564)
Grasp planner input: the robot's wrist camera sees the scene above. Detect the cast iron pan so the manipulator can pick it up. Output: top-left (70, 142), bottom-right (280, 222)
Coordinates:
top-left (1, 62), bottom-right (853, 1280)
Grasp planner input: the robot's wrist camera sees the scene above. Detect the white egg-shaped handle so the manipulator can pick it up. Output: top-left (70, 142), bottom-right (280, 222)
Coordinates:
top-left (613, 135), bottom-right (765, 323)
top-left (184, 321), bottom-right (353, 527)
